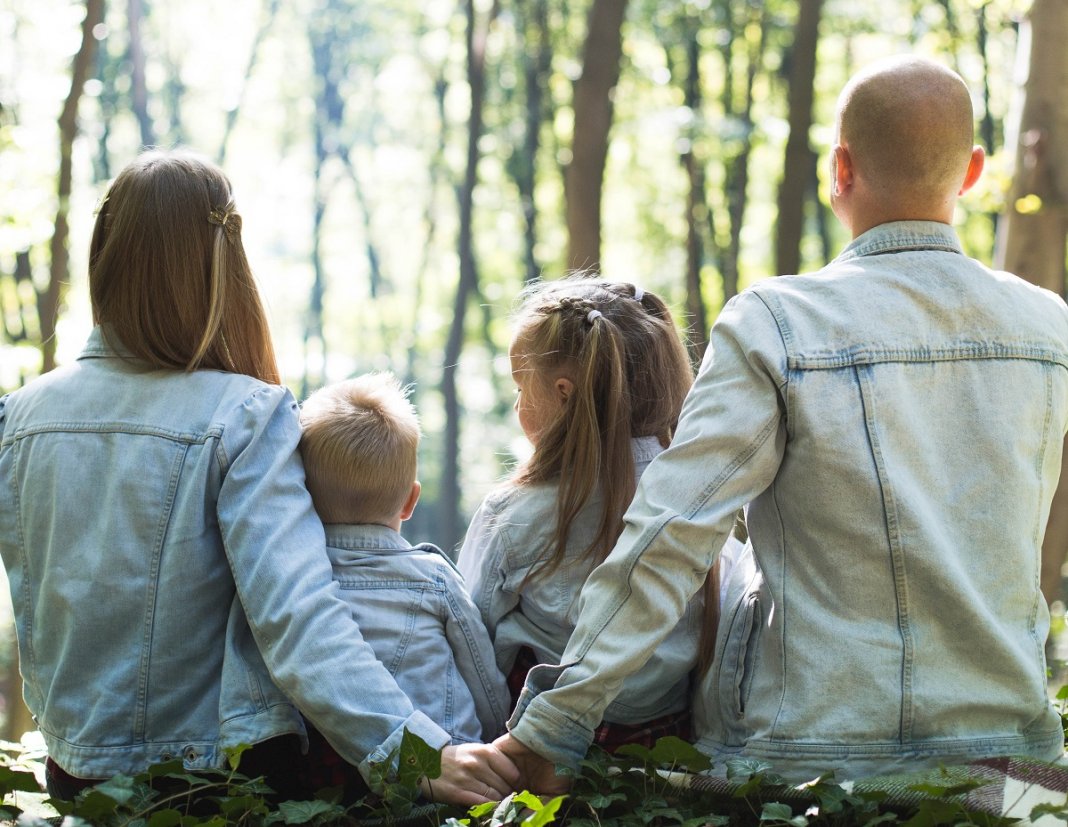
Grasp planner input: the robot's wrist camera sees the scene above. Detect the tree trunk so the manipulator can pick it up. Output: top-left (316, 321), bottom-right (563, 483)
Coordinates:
top-left (441, 0), bottom-right (496, 555)
top-left (994, 0), bottom-right (1068, 604)
top-left (41, 0), bottom-right (104, 376)
top-left (515, 0), bottom-right (551, 284)
top-left (565, 0), bottom-right (628, 273)
top-left (679, 29), bottom-right (709, 361)
top-left (127, 0), bottom-right (154, 148)
top-left (775, 0), bottom-right (821, 277)
top-left (219, 0), bottom-right (280, 163)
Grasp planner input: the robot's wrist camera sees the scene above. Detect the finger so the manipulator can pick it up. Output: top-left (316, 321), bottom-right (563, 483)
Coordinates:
top-left (480, 745), bottom-right (521, 788)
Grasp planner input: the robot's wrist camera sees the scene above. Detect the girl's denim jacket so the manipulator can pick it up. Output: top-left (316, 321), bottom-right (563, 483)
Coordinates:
top-left (0, 328), bottom-right (450, 781)
top-left (457, 437), bottom-right (703, 725)
top-left (510, 222), bottom-right (1068, 779)
top-left (324, 524), bottom-right (510, 743)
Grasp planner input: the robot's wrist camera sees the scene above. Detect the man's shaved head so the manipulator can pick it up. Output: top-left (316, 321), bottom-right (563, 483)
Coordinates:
top-left (836, 56), bottom-right (975, 208)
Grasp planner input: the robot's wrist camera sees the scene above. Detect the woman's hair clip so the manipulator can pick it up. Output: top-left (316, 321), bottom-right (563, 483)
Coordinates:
top-left (633, 286), bottom-right (645, 302)
top-left (586, 309), bottom-right (603, 324)
top-left (93, 193), bottom-right (109, 216)
top-left (208, 205), bottom-right (239, 238)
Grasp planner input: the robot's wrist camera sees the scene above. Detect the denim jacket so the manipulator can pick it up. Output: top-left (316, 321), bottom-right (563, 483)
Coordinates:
top-left (324, 524), bottom-right (509, 743)
top-left (0, 328), bottom-right (450, 781)
top-left (511, 222), bottom-right (1068, 779)
top-left (458, 437), bottom-right (703, 724)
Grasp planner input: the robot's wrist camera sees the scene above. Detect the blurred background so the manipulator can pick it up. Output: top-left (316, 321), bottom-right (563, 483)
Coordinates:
top-left (1, 0), bottom-right (1066, 739)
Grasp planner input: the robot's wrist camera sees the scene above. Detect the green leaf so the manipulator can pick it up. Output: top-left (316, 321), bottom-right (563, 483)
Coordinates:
top-left (586, 791), bottom-right (627, 808)
top-left (147, 761), bottom-right (187, 779)
top-left (615, 743), bottom-right (655, 765)
top-left (274, 798), bottom-right (345, 825)
top-left (147, 808), bottom-right (184, 827)
top-left (224, 743), bottom-right (252, 772)
top-left (1030, 800), bottom-right (1068, 820)
top-left (71, 788), bottom-right (123, 821)
top-left (761, 802), bottom-right (795, 821)
top-left (646, 737), bottom-right (713, 772)
top-left (468, 800), bottom-right (499, 819)
top-left (218, 794), bottom-right (269, 817)
top-left (1055, 684), bottom-right (1068, 701)
top-left (726, 757), bottom-right (775, 781)
top-left (397, 729), bottom-right (442, 786)
top-left (0, 765), bottom-right (41, 794)
top-left (524, 794), bottom-right (565, 827)
top-left (512, 790), bottom-right (544, 811)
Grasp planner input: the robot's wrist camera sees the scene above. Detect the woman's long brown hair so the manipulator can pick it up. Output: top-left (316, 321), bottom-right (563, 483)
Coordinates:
top-left (89, 149), bottom-right (279, 384)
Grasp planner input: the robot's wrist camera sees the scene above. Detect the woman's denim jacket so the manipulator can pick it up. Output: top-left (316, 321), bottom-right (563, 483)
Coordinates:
top-left (324, 524), bottom-right (510, 743)
top-left (0, 328), bottom-right (450, 781)
top-left (510, 222), bottom-right (1068, 779)
top-left (458, 437), bottom-right (703, 724)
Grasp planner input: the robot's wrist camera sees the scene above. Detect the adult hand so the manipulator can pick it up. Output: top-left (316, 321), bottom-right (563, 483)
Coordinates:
top-left (418, 742), bottom-right (521, 806)
top-left (492, 733), bottom-right (572, 796)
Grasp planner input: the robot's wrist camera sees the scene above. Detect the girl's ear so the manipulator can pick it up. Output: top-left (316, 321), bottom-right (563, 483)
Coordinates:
top-left (555, 377), bottom-right (574, 405)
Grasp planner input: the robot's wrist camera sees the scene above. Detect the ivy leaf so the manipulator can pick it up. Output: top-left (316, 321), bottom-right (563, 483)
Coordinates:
top-left (615, 743), bottom-right (654, 765)
top-left (647, 737), bottom-right (713, 773)
top-left (525, 794), bottom-right (566, 827)
top-left (146, 808), bottom-right (183, 827)
top-left (146, 761), bottom-right (186, 780)
top-left (586, 791), bottom-right (627, 808)
top-left (1030, 800), bottom-right (1068, 820)
top-left (71, 788), bottom-right (123, 822)
top-left (0, 765), bottom-right (41, 795)
top-left (512, 790), bottom-right (544, 811)
top-left (397, 729), bottom-right (442, 786)
top-left (224, 743), bottom-right (252, 772)
top-left (272, 798), bottom-right (345, 825)
top-left (760, 802), bottom-right (807, 826)
top-left (467, 800), bottom-right (498, 819)
top-left (726, 757), bottom-right (775, 781)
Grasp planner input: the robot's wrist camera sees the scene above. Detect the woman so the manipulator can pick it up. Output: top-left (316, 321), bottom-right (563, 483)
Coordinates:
top-left (0, 149), bottom-right (516, 804)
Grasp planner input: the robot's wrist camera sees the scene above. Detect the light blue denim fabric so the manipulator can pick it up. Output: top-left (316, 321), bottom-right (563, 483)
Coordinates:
top-left (0, 327), bottom-right (450, 782)
top-left (510, 221), bottom-right (1068, 779)
top-left (323, 524), bottom-right (509, 743)
top-left (458, 437), bottom-right (704, 725)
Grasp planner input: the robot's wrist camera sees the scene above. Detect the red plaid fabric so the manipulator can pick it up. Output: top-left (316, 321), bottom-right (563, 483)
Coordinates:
top-left (507, 646), bottom-right (693, 752)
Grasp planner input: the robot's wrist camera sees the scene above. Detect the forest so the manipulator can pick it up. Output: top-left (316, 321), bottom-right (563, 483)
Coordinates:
top-left (1, 0), bottom-right (1067, 755)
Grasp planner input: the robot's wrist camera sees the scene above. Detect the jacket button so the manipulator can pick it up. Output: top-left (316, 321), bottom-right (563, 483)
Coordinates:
top-left (161, 752), bottom-right (173, 761)
top-left (183, 747), bottom-right (197, 761)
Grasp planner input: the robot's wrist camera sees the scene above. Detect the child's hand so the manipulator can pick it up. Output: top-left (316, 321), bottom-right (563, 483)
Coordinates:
top-left (419, 742), bottom-right (521, 806)
top-left (492, 733), bottom-right (572, 796)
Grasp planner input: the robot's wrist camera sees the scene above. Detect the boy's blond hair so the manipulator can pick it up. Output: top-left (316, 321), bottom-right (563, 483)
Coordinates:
top-left (299, 372), bottom-right (420, 525)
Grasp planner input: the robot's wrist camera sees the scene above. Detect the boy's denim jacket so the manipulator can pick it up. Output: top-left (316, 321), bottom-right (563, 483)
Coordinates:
top-left (458, 437), bottom-right (703, 725)
top-left (0, 328), bottom-right (450, 781)
top-left (511, 221), bottom-right (1068, 779)
top-left (324, 524), bottom-right (510, 743)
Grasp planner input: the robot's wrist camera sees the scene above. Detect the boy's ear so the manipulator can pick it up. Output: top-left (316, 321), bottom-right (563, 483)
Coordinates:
top-left (399, 481), bottom-right (421, 522)
top-left (555, 377), bottom-right (574, 406)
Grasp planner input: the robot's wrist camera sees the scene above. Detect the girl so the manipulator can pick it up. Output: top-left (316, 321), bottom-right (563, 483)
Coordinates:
top-left (459, 276), bottom-right (731, 749)
top-left (0, 149), bottom-right (515, 805)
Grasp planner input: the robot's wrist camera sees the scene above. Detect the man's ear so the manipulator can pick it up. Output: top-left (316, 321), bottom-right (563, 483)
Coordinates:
top-left (554, 377), bottom-right (574, 406)
top-left (399, 480), bottom-right (421, 522)
top-left (832, 144), bottom-right (854, 196)
top-left (959, 145), bottom-right (985, 195)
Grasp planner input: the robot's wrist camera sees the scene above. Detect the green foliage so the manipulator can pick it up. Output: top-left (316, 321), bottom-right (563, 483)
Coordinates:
top-left (1, 727), bottom-right (1068, 826)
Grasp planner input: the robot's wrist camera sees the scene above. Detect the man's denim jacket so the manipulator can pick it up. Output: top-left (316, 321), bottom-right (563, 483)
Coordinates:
top-left (324, 524), bottom-right (509, 743)
top-left (458, 437), bottom-right (704, 725)
top-left (0, 328), bottom-right (450, 781)
top-left (511, 221), bottom-right (1068, 779)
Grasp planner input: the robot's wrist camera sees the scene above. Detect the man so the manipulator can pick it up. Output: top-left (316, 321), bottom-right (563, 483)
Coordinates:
top-left (497, 56), bottom-right (1068, 788)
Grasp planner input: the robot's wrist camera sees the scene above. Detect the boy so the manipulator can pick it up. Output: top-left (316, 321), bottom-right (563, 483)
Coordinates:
top-left (299, 372), bottom-right (510, 750)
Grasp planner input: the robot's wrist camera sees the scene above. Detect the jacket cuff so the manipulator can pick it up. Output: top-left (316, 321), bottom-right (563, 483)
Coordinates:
top-left (357, 711), bottom-right (451, 792)
top-left (507, 662), bottom-right (594, 769)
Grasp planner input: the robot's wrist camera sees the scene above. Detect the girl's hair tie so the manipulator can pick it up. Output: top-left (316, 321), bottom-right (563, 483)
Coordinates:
top-left (633, 286), bottom-right (644, 302)
top-left (586, 309), bottom-right (603, 324)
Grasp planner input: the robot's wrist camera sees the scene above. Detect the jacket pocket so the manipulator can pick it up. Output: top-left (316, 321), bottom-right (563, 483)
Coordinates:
top-left (718, 582), bottom-right (763, 722)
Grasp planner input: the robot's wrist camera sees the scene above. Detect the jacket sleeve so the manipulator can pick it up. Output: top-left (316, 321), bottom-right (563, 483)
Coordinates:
top-left (456, 496), bottom-right (521, 663)
top-left (216, 385), bottom-right (450, 785)
top-left (441, 566), bottom-right (512, 741)
top-left (509, 290), bottom-right (789, 767)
